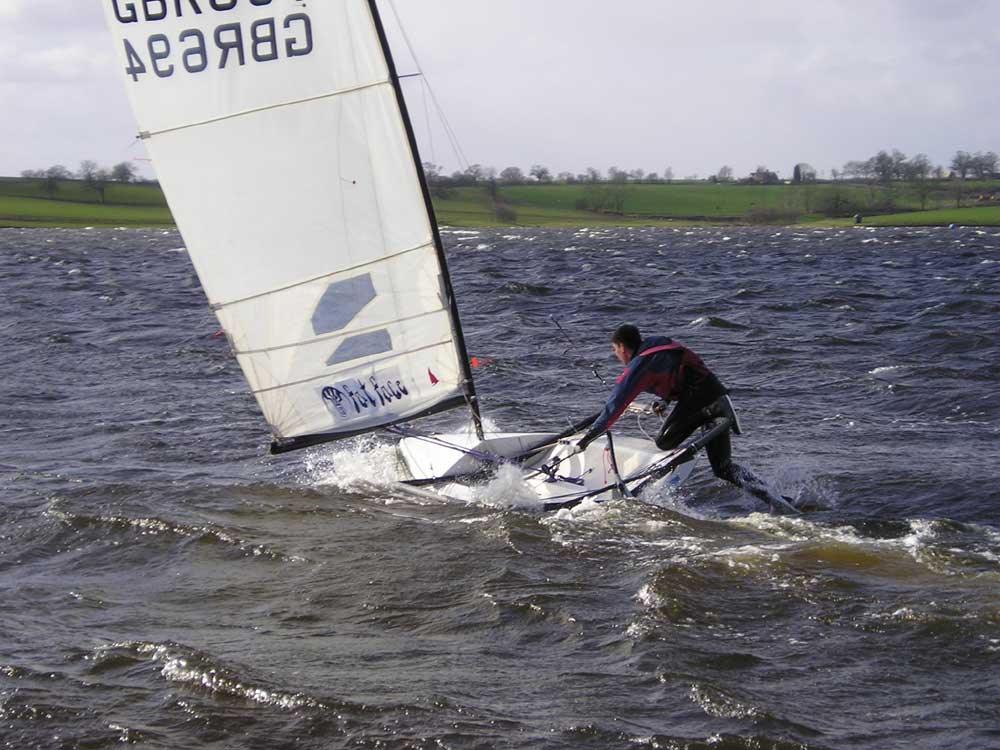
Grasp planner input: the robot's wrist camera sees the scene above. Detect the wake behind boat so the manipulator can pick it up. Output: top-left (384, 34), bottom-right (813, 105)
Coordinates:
top-left (102, 0), bottom-right (710, 509)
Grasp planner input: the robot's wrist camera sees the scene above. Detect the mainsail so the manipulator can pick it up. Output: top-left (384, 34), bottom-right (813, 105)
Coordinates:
top-left (103, 0), bottom-right (481, 452)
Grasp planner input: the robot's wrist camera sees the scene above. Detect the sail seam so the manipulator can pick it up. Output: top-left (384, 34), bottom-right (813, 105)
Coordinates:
top-left (138, 79), bottom-right (391, 140)
top-left (211, 240), bottom-right (434, 310)
top-left (232, 309), bottom-right (449, 356)
top-left (250, 340), bottom-right (455, 395)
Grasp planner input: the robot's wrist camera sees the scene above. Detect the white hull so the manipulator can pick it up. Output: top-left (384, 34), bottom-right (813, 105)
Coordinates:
top-left (397, 430), bottom-right (697, 510)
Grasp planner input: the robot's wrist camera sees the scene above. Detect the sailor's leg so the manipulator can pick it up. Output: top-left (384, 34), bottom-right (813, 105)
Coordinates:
top-left (655, 403), bottom-right (708, 451)
top-left (706, 430), bottom-right (795, 512)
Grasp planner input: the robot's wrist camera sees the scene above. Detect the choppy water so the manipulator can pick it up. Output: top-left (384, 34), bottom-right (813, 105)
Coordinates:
top-left (1, 226), bottom-right (998, 750)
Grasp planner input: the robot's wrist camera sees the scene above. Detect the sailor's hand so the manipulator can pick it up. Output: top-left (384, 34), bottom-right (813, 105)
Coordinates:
top-left (652, 400), bottom-right (668, 416)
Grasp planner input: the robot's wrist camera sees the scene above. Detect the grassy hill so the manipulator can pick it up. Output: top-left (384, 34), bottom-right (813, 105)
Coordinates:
top-left (0, 177), bottom-right (172, 227)
top-left (2, 176), bottom-right (999, 228)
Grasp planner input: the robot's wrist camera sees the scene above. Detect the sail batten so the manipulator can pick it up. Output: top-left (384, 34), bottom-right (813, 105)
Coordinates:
top-left (210, 240), bottom-right (434, 311)
top-left (139, 79), bottom-right (393, 141)
top-left (243, 336), bottom-right (455, 385)
top-left (103, 0), bottom-right (480, 450)
top-left (232, 312), bottom-right (449, 358)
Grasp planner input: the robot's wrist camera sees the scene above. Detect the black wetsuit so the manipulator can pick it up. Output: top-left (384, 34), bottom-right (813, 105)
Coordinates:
top-left (654, 354), bottom-right (782, 508)
top-left (583, 336), bottom-right (784, 508)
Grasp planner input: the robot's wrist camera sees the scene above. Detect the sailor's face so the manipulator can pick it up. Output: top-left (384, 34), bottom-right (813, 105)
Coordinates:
top-left (612, 341), bottom-right (632, 365)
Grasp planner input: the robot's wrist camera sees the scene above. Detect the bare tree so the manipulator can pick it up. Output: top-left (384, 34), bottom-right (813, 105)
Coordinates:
top-left (905, 154), bottom-right (935, 210)
top-left (972, 151), bottom-right (998, 179)
top-left (904, 154), bottom-right (933, 181)
top-left (86, 169), bottom-right (112, 204)
top-left (42, 165), bottom-right (72, 199)
top-left (951, 151), bottom-right (974, 180)
top-left (716, 165), bottom-right (734, 183)
top-left (46, 165), bottom-right (72, 179)
top-left (79, 160), bottom-right (99, 182)
top-left (792, 163), bottom-right (816, 184)
top-left (890, 149), bottom-right (909, 180)
top-left (464, 164), bottom-right (487, 184)
top-left (663, 166), bottom-right (674, 184)
top-left (950, 151), bottom-right (974, 207)
top-left (111, 161), bottom-right (137, 183)
top-left (499, 166), bottom-right (525, 185)
top-left (529, 164), bottom-right (552, 183)
top-left (872, 151), bottom-right (896, 185)
top-left (607, 166), bottom-right (628, 183)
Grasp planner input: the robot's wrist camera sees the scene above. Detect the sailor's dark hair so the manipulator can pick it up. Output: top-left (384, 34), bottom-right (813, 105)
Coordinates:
top-left (612, 324), bottom-right (642, 353)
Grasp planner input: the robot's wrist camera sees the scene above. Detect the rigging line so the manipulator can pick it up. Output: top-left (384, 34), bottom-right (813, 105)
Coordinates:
top-left (422, 79), bottom-right (436, 166)
top-left (385, 0), bottom-right (469, 170)
top-left (137, 80), bottom-right (388, 140)
top-left (550, 315), bottom-right (607, 385)
top-left (636, 412), bottom-right (654, 442)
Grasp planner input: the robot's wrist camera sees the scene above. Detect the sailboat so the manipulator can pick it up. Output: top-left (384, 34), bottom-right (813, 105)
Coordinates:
top-left (102, 0), bottom-right (700, 510)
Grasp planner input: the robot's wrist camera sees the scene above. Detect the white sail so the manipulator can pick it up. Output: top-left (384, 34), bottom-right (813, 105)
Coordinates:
top-left (102, 0), bottom-right (475, 449)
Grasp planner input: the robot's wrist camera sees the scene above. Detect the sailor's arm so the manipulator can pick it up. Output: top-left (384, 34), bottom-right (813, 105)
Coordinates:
top-left (577, 366), bottom-right (645, 449)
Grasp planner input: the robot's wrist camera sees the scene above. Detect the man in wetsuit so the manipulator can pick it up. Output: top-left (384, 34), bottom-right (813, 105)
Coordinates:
top-left (577, 324), bottom-right (795, 512)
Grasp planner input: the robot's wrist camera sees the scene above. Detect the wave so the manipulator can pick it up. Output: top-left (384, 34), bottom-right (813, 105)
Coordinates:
top-left (914, 298), bottom-right (1000, 318)
top-left (90, 641), bottom-right (334, 712)
top-left (46, 505), bottom-right (305, 563)
top-left (498, 281), bottom-right (554, 296)
top-left (688, 682), bottom-right (769, 721)
top-left (731, 515), bottom-right (1000, 580)
top-left (689, 316), bottom-right (752, 330)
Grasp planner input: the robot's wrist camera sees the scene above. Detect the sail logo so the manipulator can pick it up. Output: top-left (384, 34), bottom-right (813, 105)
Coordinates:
top-left (110, 3), bottom-right (314, 83)
top-left (322, 374), bottom-right (411, 420)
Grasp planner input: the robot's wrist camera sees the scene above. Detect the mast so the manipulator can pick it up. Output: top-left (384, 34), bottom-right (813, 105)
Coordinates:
top-left (366, 0), bottom-right (485, 441)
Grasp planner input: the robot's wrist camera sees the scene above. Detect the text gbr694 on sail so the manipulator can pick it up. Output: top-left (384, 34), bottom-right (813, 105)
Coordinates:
top-left (110, 0), bottom-right (313, 81)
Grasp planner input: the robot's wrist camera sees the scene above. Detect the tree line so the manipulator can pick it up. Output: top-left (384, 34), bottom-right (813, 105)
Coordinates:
top-left (424, 148), bottom-right (998, 189)
top-left (423, 162), bottom-right (678, 188)
top-left (19, 161), bottom-right (143, 203)
top-left (838, 150), bottom-right (998, 183)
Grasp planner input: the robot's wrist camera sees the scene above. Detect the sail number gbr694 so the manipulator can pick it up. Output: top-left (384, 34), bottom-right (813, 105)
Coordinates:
top-left (111, 1), bottom-right (313, 82)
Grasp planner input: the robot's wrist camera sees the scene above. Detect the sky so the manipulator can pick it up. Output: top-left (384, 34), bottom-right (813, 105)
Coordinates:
top-left (2, 0), bottom-right (999, 182)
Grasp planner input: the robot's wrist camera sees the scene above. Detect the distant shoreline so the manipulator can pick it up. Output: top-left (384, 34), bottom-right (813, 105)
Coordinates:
top-left (2, 177), bottom-right (999, 229)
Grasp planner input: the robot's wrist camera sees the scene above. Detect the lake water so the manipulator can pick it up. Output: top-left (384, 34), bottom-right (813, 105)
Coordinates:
top-left (1, 226), bottom-right (998, 749)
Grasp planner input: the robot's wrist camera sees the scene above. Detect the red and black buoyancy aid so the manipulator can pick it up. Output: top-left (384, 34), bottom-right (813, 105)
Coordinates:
top-left (616, 339), bottom-right (723, 404)
top-left (587, 336), bottom-right (726, 440)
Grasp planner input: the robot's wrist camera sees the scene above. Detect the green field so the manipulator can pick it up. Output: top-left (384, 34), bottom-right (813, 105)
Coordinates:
top-left (0, 178), bottom-right (172, 227)
top-left (856, 206), bottom-right (1000, 227)
top-left (433, 181), bottom-right (1000, 227)
top-left (2, 176), bottom-right (999, 228)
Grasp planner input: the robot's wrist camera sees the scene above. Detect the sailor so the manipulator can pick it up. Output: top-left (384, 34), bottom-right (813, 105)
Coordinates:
top-left (577, 323), bottom-right (793, 511)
